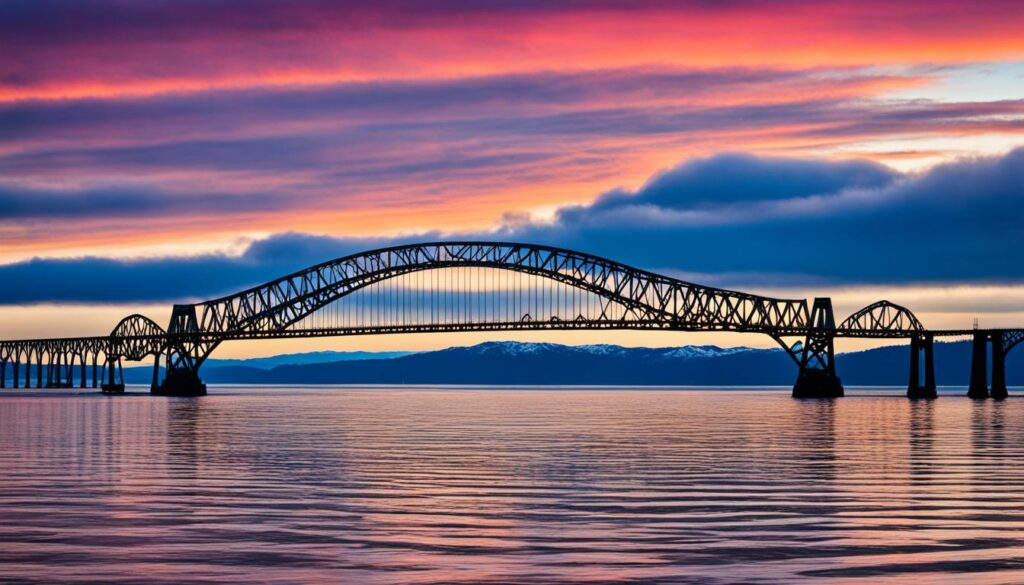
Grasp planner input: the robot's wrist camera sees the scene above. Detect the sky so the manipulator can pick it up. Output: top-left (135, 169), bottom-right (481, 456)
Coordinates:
top-left (1, 0), bottom-right (1023, 356)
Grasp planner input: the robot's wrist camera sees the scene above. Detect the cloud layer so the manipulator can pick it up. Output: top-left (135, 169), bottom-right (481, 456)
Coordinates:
top-left (3, 1), bottom-right (1024, 257)
top-left (4, 1), bottom-right (1023, 101)
top-left (3, 0), bottom-right (1024, 332)
top-left (3, 66), bottom-right (1023, 251)
top-left (2, 149), bottom-right (1022, 304)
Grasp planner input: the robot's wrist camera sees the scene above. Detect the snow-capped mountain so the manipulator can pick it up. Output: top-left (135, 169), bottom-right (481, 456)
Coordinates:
top-left (205, 350), bottom-right (410, 369)
top-left (460, 340), bottom-right (763, 360)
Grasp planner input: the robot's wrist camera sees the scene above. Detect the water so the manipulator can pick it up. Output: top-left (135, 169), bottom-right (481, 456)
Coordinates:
top-left (2, 387), bottom-right (1024, 584)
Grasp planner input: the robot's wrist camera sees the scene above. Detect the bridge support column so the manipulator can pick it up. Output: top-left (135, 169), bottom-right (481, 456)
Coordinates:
top-left (0, 360), bottom-right (6, 389)
top-left (54, 353), bottom-right (63, 387)
top-left (908, 337), bottom-right (920, 390)
top-left (79, 353), bottom-right (87, 388)
top-left (151, 355), bottom-right (160, 391)
top-left (54, 353), bottom-right (65, 387)
top-left (924, 335), bottom-right (936, 394)
top-left (101, 357), bottom-right (124, 394)
top-left (968, 332), bottom-right (990, 399)
top-left (153, 306), bottom-right (210, 397)
top-left (908, 334), bottom-right (937, 399)
top-left (46, 354), bottom-right (55, 388)
top-left (793, 297), bottom-right (844, 399)
top-left (12, 360), bottom-right (18, 389)
top-left (991, 332), bottom-right (1008, 401)
top-left (62, 353), bottom-right (70, 387)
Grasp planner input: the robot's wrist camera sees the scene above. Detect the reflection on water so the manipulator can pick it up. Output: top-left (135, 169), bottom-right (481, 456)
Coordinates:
top-left (2, 388), bottom-right (1024, 584)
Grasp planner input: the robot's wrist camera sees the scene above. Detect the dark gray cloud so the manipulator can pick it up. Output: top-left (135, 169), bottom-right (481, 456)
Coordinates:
top-left (0, 233), bottom-right (424, 304)
top-left (0, 232), bottom-right (447, 304)
top-left (1, 149), bottom-right (1022, 304)
top-left (587, 152), bottom-right (896, 211)
top-left (509, 148), bottom-right (1024, 284)
top-left (0, 184), bottom-right (167, 218)
top-left (0, 183), bottom-right (287, 220)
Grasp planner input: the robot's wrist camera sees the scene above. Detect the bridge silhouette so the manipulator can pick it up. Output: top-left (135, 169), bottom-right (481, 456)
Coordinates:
top-left (1, 242), bottom-right (1021, 398)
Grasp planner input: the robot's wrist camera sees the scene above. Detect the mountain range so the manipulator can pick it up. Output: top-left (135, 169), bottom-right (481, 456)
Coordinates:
top-left (118, 340), bottom-right (1021, 386)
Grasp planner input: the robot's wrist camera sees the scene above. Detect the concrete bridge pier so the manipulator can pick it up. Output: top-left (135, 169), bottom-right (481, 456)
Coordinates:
top-left (101, 357), bottom-right (125, 394)
top-left (968, 332), bottom-right (989, 399)
top-left (153, 306), bottom-right (209, 397)
top-left (968, 331), bottom-right (1008, 400)
top-left (792, 298), bottom-right (844, 399)
top-left (908, 334), bottom-right (937, 399)
top-left (153, 367), bottom-right (206, 396)
top-left (991, 333), bottom-right (1008, 400)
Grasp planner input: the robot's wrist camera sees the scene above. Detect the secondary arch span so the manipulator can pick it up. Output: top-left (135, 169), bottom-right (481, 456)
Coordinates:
top-left (838, 300), bottom-right (924, 336)
top-left (109, 314), bottom-right (166, 361)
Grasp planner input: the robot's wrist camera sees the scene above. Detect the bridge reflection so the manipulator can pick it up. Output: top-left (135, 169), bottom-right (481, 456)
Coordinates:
top-left (0, 242), bottom-right (1021, 399)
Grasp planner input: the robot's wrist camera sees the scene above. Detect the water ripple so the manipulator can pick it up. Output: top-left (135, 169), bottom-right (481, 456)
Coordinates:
top-left (2, 388), bottom-right (1024, 584)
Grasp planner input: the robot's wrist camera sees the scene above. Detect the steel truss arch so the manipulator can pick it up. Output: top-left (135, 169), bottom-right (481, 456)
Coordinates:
top-left (191, 242), bottom-right (811, 339)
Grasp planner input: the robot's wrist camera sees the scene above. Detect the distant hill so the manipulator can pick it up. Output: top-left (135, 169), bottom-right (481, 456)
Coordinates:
top-left (113, 340), bottom-right (1021, 386)
top-left (204, 350), bottom-right (411, 370)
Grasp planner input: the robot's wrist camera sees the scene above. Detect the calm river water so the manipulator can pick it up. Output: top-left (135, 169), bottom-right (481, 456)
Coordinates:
top-left (2, 387), bottom-right (1024, 584)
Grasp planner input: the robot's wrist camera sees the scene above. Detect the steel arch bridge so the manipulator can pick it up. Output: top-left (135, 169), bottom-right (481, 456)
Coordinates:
top-left (0, 241), bottom-right (1021, 398)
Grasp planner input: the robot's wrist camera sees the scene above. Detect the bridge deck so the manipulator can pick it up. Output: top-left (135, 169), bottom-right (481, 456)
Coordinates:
top-left (0, 325), bottom-right (1009, 347)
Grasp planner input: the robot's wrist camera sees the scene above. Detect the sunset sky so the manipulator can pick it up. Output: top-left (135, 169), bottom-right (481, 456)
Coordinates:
top-left (2, 0), bottom-right (1023, 356)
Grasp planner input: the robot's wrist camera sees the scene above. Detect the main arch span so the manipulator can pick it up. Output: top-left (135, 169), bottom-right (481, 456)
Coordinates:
top-left (0, 241), bottom-right (1021, 399)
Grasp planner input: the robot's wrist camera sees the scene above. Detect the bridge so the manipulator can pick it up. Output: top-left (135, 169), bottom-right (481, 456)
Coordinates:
top-left (0, 242), bottom-right (1021, 399)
